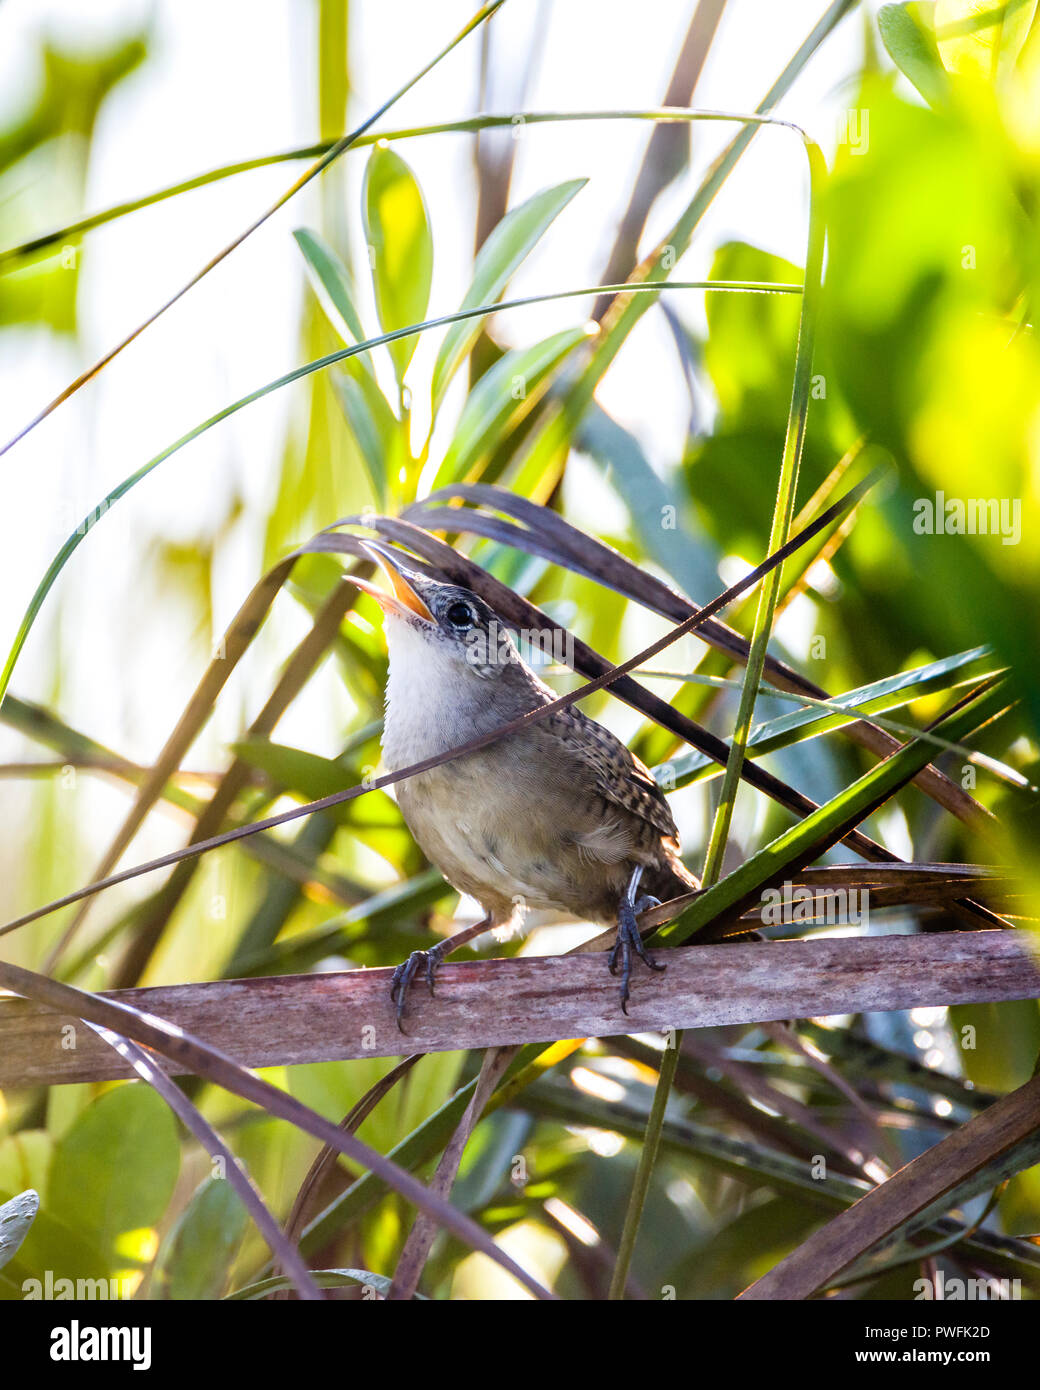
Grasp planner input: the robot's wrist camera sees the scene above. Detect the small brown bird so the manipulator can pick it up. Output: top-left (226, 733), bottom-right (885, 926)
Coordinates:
top-left (349, 542), bottom-right (698, 1026)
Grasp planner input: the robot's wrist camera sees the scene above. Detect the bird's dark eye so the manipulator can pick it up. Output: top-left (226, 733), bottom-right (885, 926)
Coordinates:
top-left (445, 601), bottom-right (475, 630)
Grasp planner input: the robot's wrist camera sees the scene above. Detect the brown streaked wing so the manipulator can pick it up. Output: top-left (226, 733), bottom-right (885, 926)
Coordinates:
top-left (546, 705), bottom-right (680, 846)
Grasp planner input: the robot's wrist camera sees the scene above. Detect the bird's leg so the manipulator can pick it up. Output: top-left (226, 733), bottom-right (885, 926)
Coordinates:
top-left (609, 866), bottom-right (667, 1014)
top-left (390, 913), bottom-right (495, 1031)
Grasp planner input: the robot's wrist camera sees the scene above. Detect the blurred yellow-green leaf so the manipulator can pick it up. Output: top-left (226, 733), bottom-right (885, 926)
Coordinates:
top-left (361, 144), bottom-right (433, 386)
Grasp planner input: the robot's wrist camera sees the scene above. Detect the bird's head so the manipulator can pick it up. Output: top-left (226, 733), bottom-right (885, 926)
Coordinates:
top-left (346, 541), bottom-right (520, 682)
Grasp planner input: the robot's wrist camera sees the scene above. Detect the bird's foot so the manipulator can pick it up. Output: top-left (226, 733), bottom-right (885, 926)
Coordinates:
top-left (390, 943), bottom-right (446, 1032)
top-left (608, 896), bottom-right (666, 1015)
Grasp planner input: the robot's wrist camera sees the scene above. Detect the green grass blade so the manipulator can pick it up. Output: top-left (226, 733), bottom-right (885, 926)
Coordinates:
top-left (0, 106), bottom-right (838, 271)
top-left (0, 279), bottom-right (795, 707)
top-left (293, 227), bottom-right (368, 346)
top-left (431, 178), bottom-right (587, 410)
top-left (699, 138), bottom-right (827, 886)
top-left (878, 3), bottom-right (952, 107)
top-left (607, 1036), bottom-right (682, 1300)
top-left (654, 646), bottom-right (1003, 786)
top-left (362, 146), bottom-right (433, 386)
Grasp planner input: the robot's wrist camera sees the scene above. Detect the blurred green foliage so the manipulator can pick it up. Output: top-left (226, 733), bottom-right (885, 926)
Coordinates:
top-left (0, 32), bottom-right (146, 333)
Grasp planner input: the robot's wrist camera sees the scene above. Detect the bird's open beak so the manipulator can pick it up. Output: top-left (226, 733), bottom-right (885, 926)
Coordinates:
top-left (346, 541), bottom-right (435, 623)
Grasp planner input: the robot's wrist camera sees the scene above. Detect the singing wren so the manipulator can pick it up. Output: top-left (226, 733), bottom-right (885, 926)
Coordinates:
top-left (349, 542), bottom-right (697, 1026)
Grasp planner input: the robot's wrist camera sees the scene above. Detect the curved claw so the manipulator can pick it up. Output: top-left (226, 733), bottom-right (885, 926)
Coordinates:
top-left (609, 900), bottom-right (666, 1015)
top-left (390, 946), bottom-right (444, 1032)
top-left (633, 894), bottom-right (662, 914)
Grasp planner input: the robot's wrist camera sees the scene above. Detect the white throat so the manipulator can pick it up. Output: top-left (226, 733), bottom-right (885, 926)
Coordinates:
top-left (381, 614), bottom-right (477, 768)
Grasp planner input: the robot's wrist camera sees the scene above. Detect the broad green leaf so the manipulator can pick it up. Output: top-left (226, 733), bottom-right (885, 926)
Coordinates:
top-left (236, 869), bottom-right (448, 977)
top-left (667, 1197), bottom-right (822, 1300)
top-left (294, 226), bottom-right (404, 505)
top-left (879, 4), bottom-right (953, 105)
top-left (156, 1178), bottom-right (248, 1300)
top-left (0, 1132), bottom-right (53, 1203)
top-left (289, 1046), bottom-right (464, 1162)
top-left (0, 1191), bottom-right (39, 1272)
top-left (0, 1195), bottom-right (112, 1293)
top-left (230, 737), bottom-right (393, 823)
top-left (48, 1085), bottom-right (179, 1268)
top-left (0, 36), bottom-right (146, 333)
top-left (934, 0), bottom-right (1038, 83)
top-left (0, 256), bottom-right (78, 335)
top-left (362, 145), bottom-right (433, 384)
top-left (328, 366), bottom-right (402, 509)
top-left (694, 242), bottom-right (847, 555)
top-left (433, 327), bottom-right (589, 486)
top-left (999, 1163), bottom-right (1040, 1238)
top-left (293, 227), bottom-right (367, 346)
top-left (229, 738), bottom-right (352, 797)
top-left (660, 645), bottom-right (995, 786)
top-left (950, 999), bottom-right (1040, 1091)
top-left (452, 1111), bottom-right (533, 1214)
top-left (820, 78), bottom-right (1040, 731)
top-left (431, 178), bottom-right (587, 409)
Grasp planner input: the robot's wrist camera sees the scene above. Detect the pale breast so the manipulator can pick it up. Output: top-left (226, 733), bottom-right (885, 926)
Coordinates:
top-left (390, 736), bottom-right (634, 923)
top-left (379, 612), bottom-right (654, 922)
